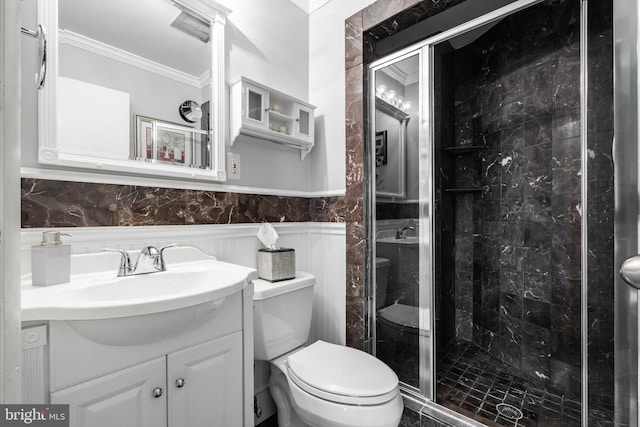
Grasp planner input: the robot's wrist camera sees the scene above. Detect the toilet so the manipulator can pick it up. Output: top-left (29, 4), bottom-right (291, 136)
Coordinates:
top-left (377, 303), bottom-right (420, 347)
top-left (375, 257), bottom-right (426, 347)
top-left (253, 272), bottom-right (404, 427)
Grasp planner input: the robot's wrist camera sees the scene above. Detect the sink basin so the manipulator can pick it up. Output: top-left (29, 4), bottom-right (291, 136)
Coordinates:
top-left (376, 236), bottom-right (419, 245)
top-left (21, 246), bottom-right (256, 345)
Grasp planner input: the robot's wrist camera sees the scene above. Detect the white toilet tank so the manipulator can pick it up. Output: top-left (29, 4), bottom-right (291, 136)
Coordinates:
top-left (253, 272), bottom-right (315, 361)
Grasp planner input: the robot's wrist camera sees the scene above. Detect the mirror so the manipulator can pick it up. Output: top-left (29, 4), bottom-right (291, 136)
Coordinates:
top-left (37, 0), bottom-right (229, 181)
top-left (373, 55), bottom-right (418, 199)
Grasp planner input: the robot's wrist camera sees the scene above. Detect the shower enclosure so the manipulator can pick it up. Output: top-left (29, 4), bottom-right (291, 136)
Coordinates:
top-left (367, 0), bottom-right (617, 425)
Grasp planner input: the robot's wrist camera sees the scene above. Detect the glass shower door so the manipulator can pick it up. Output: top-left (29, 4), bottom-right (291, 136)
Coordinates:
top-left (369, 0), bottom-right (622, 425)
top-left (370, 50), bottom-right (431, 400)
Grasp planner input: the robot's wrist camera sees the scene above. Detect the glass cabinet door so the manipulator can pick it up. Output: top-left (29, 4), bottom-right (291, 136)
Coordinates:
top-left (293, 103), bottom-right (314, 141)
top-left (242, 83), bottom-right (269, 128)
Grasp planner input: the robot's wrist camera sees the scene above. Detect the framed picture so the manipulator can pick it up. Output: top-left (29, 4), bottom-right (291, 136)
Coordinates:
top-left (135, 115), bottom-right (193, 166)
top-left (375, 130), bottom-right (388, 166)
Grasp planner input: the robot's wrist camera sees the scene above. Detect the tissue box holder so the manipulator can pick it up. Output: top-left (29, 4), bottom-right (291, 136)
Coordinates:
top-left (258, 248), bottom-right (295, 282)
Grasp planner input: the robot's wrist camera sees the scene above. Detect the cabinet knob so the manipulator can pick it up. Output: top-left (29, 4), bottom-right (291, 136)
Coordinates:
top-left (152, 387), bottom-right (163, 398)
top-left (175, 378), bottom-right (186, 388)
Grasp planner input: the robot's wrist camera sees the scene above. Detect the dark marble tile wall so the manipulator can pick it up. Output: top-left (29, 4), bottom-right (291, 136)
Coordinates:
top-left (349, 0), bottom-right (615, 423)
top-left (586, 0), bottom-right (614, 420)
top-left (20, 178), bottom-right (345, 228)
top-left (438, 1), bottom-right (584, 398)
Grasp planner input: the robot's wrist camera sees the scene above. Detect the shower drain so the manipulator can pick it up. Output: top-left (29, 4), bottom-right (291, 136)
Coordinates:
top-left (496, 403), bottom-right (523, 421)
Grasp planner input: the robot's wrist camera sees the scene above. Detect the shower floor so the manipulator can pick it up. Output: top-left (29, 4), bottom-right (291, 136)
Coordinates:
top-left (435, 339), bottom-right (615, 427)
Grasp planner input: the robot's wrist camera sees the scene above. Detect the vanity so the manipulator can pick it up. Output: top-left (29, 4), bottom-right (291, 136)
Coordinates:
top-left (21, 246), bottom-right (256, 427)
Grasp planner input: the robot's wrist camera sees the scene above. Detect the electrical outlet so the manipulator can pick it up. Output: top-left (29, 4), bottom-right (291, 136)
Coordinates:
top-left (227, 152), bottom-right (241, 180)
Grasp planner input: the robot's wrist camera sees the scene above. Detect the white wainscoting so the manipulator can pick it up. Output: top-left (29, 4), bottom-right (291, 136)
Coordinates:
top-left (21, 222), bottom-right (346, 416)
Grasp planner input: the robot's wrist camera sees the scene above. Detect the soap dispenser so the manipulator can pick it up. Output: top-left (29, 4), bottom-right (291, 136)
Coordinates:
top-left (31, 231), bottom-right (72, 286)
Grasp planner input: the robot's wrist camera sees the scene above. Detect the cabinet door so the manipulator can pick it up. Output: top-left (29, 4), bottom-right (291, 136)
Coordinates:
top-left (51, 357), bottom-right (166, 427)
top-left (293, 103), bottom-right (314, 142)
top-left (168, 332), bottom-right (243, 427)
top-left (242, 83), bottom-right (269, 129)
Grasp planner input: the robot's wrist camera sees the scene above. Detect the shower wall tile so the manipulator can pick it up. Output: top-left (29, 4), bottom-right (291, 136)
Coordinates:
top-left (442, 0), bottom-right (586, 399)
top-left (586, 1), bottom-right (614, 413)
top-left (349, 1), bottom-right (611, 410)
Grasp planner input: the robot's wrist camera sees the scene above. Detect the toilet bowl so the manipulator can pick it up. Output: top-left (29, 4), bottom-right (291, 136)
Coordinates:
top-left (377, 303), bottom-right (425, 348)
top-left (253, 274), bottom-right (403, 427)
top-left (269, 341), bottom-right (403, 427)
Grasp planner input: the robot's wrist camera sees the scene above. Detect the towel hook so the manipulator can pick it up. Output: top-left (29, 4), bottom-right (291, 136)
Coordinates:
top-left (21, 24), bottom-right (47, 90)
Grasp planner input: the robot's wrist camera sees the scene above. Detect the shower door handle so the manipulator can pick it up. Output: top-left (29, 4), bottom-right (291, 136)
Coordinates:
top-left (620, 255), bottom-right (640, 289)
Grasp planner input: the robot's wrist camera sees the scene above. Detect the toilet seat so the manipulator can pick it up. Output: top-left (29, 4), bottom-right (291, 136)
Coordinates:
top-left (378, 303), bottom-right (431, 332)
top-left (285, 341), bottom-right (399, 406)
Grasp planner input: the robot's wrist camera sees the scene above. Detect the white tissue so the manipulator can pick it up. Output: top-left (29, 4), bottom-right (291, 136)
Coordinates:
top-left (257, 223), bottom-right (279, 250)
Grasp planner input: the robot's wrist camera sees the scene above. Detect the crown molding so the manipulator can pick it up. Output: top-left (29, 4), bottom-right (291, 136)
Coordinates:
top-left (59, 29), bottom-right (205, 89)
top-left (380, 64), bottom-right (419, 86)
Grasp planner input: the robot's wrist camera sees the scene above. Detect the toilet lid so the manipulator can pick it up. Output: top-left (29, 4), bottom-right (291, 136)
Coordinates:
top-left (286, 341), bottom-right (399, 405)
top-left (378, 303), bottom-right (420, 329)
top-left (375, 257), bottom-right (390, 268)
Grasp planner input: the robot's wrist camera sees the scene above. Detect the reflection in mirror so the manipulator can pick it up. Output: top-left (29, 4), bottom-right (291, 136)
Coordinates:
top-left (58, 0), bottom-right (211, 168)
top-left (37, 0), bottom-right (229, 180)
top-left (373, 54), bottom-right (418, 199)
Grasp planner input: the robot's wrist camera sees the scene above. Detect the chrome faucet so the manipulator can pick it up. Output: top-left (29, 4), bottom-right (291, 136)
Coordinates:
top-left (395, 226), bottom-right (415, 240)
top-left (103, 244), bottom-right (176, 276)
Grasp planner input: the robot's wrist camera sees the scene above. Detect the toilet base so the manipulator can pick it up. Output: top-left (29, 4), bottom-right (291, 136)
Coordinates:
top-left (269, 365), bottom-right (312, 427)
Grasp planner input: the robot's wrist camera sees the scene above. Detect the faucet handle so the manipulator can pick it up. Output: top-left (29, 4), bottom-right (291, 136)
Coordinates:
top-left (102, 248), bottom-right (132, 276)
top-left (159, 243), bottom-right (177, 253)
top-left (158, 243), bottom-right (177, 271)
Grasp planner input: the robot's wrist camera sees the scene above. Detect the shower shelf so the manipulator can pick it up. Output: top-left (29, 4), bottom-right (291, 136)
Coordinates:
top-left (445, 145), bottom-right (487, 154)
top-left (445, 187), bottom-right (486, 193)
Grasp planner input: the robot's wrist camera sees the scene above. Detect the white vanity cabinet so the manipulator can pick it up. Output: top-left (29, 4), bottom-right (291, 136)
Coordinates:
top-left (50, 357), bottom-right (167, 427)
top-left (230, 76), bottom-right (316, 159)
top-left (51, 332), bottom-right (242, 427)
top-left (168, 333), bottom-right (243, 427)
top-left (28, 287), bottom-right (254, 427)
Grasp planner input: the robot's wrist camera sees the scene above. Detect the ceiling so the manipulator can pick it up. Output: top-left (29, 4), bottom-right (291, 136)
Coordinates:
top-left (287, 0), bottom-right (332, 14)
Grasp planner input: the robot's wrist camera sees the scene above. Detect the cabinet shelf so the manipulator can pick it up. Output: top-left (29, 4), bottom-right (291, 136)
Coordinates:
top-left (268, 110), bottom-right (295, 122)
top-left (230, 76), bottom-right (316, 160)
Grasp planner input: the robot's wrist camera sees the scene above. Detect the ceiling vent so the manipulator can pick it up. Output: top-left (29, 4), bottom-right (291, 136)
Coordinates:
top-left (170, 10), bottom-right (210, 43)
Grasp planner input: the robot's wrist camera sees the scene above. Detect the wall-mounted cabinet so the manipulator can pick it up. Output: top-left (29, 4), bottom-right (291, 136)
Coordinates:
top-left (230, 77), bottom-right (315, 159)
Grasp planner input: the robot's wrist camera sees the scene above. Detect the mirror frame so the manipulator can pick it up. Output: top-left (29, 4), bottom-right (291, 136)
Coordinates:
top-left (373, 94), bottom-right (410, 199)
top-left (36, 0), bottom-right (229, 181)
